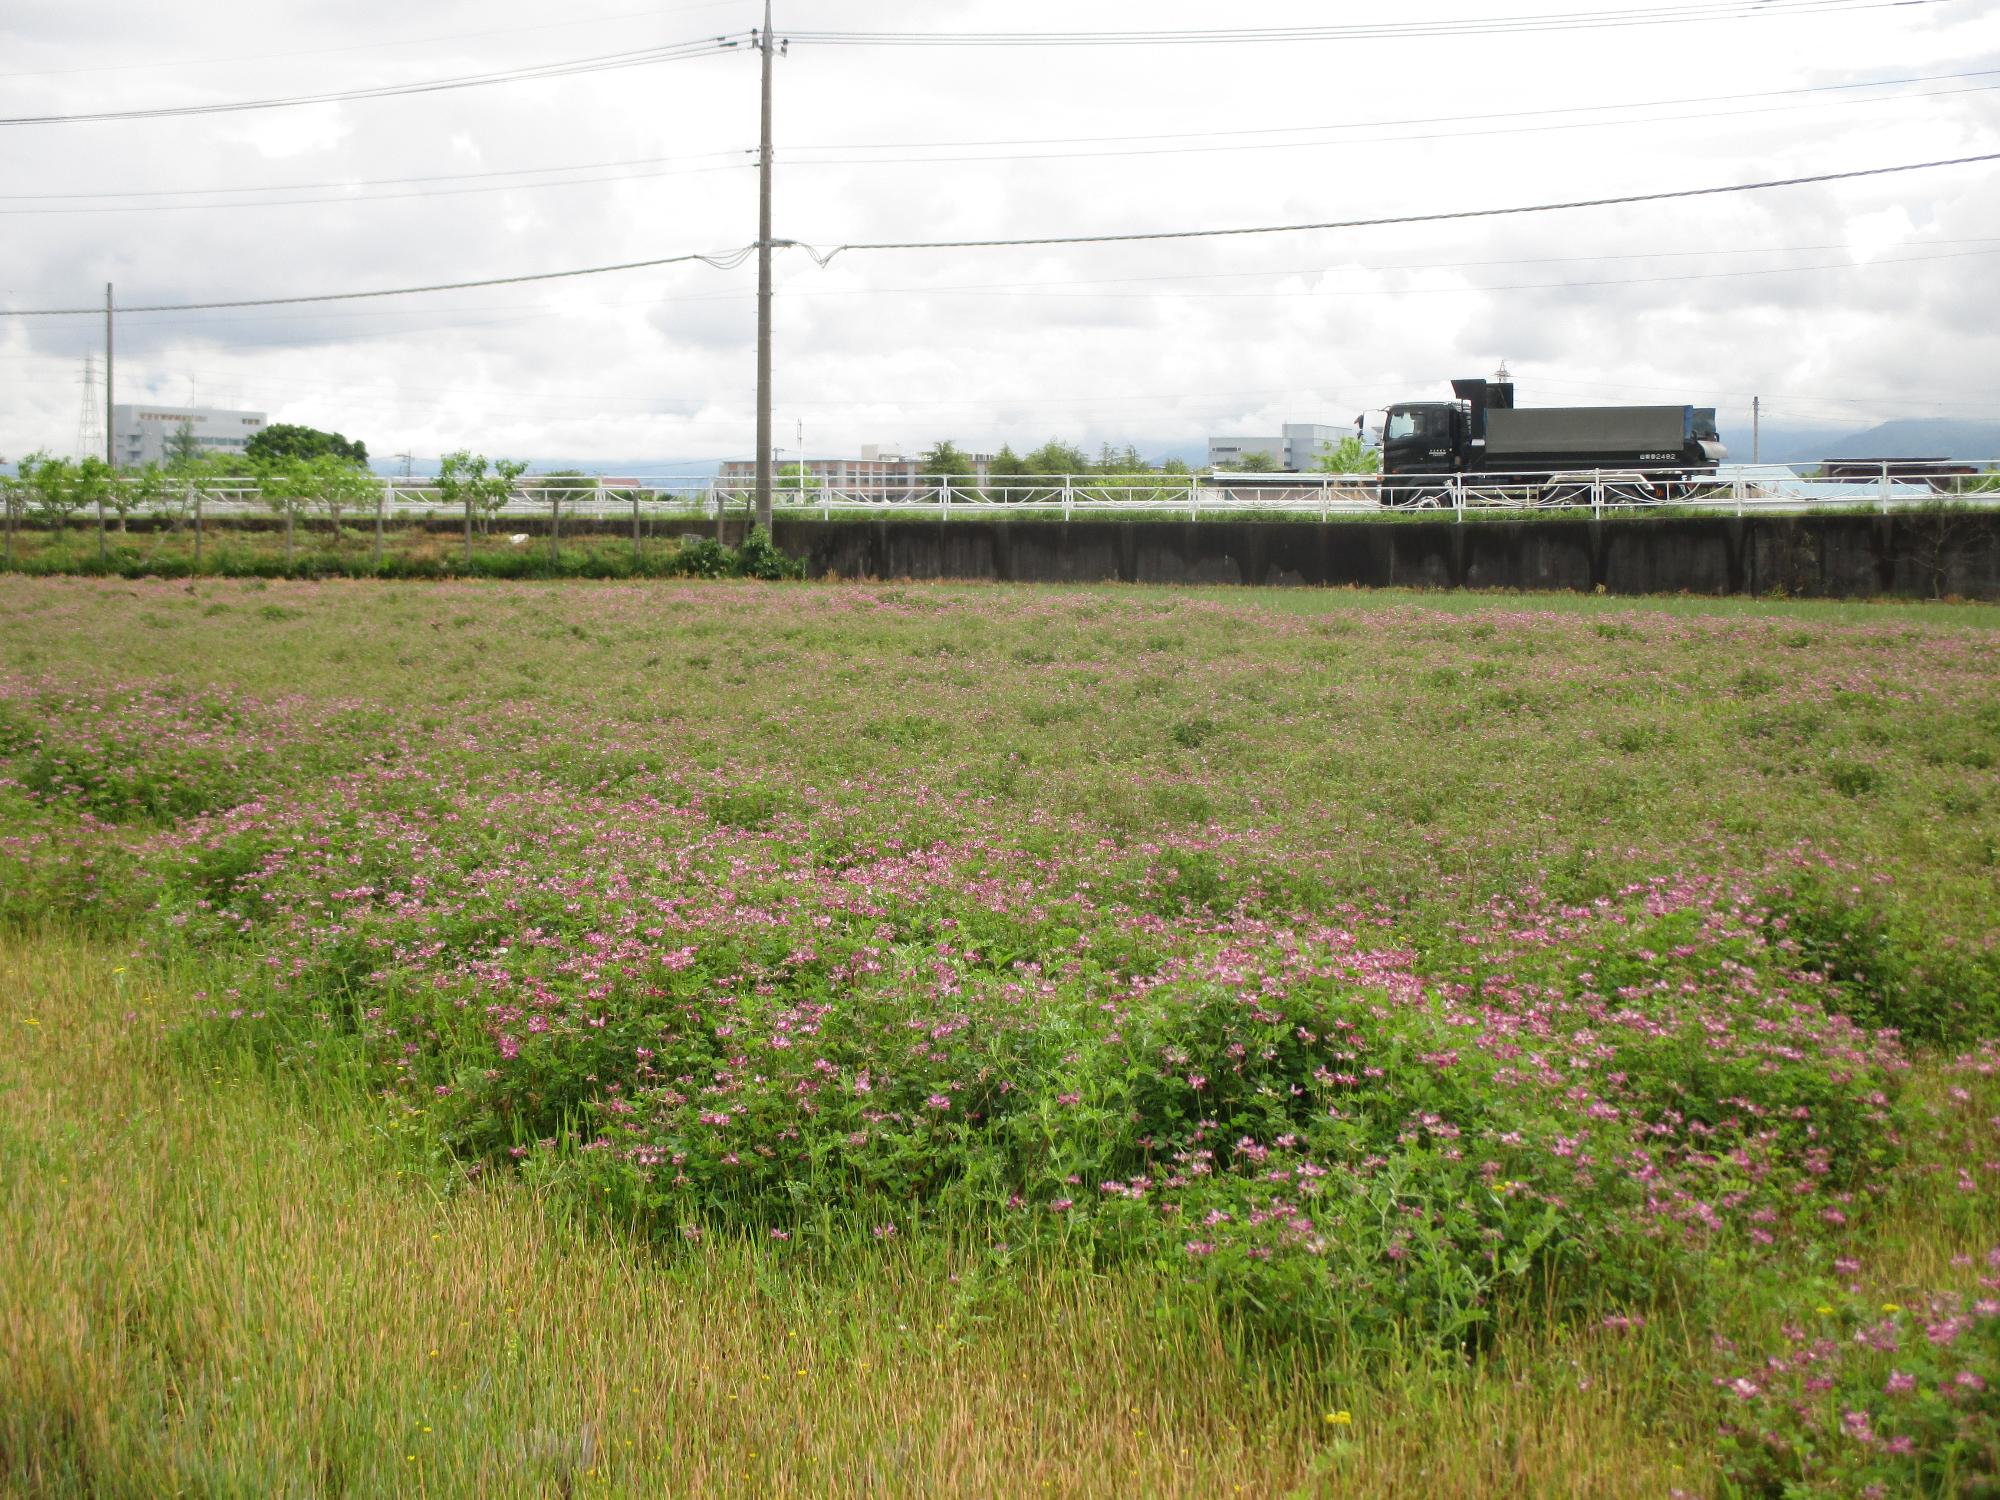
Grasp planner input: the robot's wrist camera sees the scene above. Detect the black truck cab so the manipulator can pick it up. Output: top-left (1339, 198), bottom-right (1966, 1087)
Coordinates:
top-left (1381, 402), bottom-right (1468, 478)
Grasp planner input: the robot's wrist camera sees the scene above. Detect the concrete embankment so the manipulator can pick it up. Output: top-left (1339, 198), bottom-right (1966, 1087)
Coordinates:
top-left (762, 514), bottom-right (2000, 600)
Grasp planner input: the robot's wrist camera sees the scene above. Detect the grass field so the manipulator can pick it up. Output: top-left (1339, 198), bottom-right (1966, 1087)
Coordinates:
top-left (3, 576), bottom-right (1998, 1496)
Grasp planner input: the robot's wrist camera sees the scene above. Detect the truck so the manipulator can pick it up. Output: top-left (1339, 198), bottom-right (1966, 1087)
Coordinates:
top-left (1376, 373), bottom-right (1725, 506)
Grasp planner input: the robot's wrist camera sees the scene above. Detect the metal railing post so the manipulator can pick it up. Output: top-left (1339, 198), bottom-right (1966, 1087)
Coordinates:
top-left (1879, 461), bottom-right (1891, 515)
top-left (820, 481), bottom-right (830, 520)
top-left (1063, 476), bottom-right (1073, 521)
top-left (1592, 470), bottom-right (1604, 521)
top-left (374, 486), bottom-right (385, 567)
top-left (941, 476), bottom-right (952, 519)
top-left (1454, 476), bottom-right (1465, 523)
top-left (192, 485), bottom-right (203, 566)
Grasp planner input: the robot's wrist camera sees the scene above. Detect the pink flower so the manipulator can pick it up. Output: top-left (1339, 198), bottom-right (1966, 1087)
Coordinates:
top-left (926, 1093), bottom-right (950, 1111)
top-left (872, 1223), bottom-right (896, 1240)
top-left (1184, 1241), bottom-right (1215, 1257)
top-left (1885, 1370), bottom-right (1916, 1395)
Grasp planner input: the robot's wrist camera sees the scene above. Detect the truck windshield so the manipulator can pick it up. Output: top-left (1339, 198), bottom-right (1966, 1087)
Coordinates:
top-left (1386, 411), bottom-right (1420, 441)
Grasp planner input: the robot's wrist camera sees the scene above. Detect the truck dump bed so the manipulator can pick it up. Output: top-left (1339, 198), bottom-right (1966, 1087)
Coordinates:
top-left (1486, 406), bottom-right (1689, 457)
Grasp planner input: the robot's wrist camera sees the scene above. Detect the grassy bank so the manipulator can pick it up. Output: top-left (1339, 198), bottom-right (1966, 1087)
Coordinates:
top-left (3, 577), bottom-right (1998, 1495)
top-left (0, 524), bottom-right (801, 581)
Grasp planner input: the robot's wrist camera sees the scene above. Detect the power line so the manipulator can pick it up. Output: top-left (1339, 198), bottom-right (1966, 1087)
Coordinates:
top-left (6, 83), bottom-right (1987, 218)
top-left (790, 0), bottom-right (1951, 47)
top-left (0, 34), bottom-right (748, 127)
top-left (0, 160), bottom-right (751, 215)
top-left (786, 81), bottom-right (2000, 170)
top-left (0, 0), bottom-right (752, 81)
top-left (2, 248), bottom-right (757, 318)
top-left (820, 152), bottom-right (2000, 258)
top-left (870, 245), bottom-right (2000, 300)
top-left (0, 150), bottom-right (750, 203)
top-left (10, 66), bottom-right (1984, 214)
top-left (6, 65), bottom-right (1985, 216)
top-left (21, 235), bottom-right (1990, 355)
top-left (784, 235), bottom-right (2000, 297)
top-left (799, 67), bottom-right (2000, 153)
top-left (6, 154), bottom-right (1992, 320)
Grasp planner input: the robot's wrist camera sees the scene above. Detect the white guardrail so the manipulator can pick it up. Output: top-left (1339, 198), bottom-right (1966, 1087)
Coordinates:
top-left (6, 462), bottom-right (1997, 525)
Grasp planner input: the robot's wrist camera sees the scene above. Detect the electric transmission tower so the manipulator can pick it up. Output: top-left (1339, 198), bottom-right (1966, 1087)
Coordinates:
top-left (76, 350), bottom-right (104, 462)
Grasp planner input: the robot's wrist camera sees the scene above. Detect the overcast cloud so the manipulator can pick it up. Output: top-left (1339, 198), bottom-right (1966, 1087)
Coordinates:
top-left (2, 0), bottom-right (1997, 469)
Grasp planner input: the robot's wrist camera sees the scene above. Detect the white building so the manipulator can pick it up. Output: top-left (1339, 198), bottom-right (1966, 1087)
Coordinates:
top-left (111, 404), bottom-right (267, 469)
top-left (720, 444), bottom-right (998, 492)
top-left (1208, 423), bottom-right (1351, 472)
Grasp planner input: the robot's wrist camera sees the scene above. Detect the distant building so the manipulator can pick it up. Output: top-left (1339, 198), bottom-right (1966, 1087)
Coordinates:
top-left (1208, 423), bottom-right (1350, 472)
top-left (720, 444), bottom-right (997, 492)
top-left (111, 404), bottom-right (266, 469)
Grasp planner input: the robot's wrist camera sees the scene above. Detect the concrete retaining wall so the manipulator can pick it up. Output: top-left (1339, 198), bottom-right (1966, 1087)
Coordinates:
top-left (765, 514), bottom-right (2000, 600)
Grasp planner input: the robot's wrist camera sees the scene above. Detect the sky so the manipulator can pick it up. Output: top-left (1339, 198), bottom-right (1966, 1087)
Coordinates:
top-left (1, 0), bottom-right (1997, 471)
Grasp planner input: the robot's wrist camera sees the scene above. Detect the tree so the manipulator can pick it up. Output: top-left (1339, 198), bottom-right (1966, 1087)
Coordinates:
top-left (166, 420), bottom-right (204, 472)
top-left (1023, 440), bottom-right (1090, 476)
top-left (921, 440), bottom-right (976, 477)
top-left (310, 454), bottom-right (378, 537)
top-left (1226, 450), bottom-right (1278, 473)
top-left (104, 461), bottom-right (164, 533)
top-left (255, 457), bottom-right (315, 563)
top-left (245, 422), bottom-right (368, 467)
top-left (1093, 443), bottom-right (1149, 475)
top-left (72, 458), bottom-right (114, 544)
top-left (438, 452), bottom-right (527, 554)
top-left (988, 444), bottom-right (1028, 479)
top-left (19, 453), bottom-right (82, 531)
top-left (533, 469), bottom-right (597, 508)
top-left (488, 459), bottom-right (529, 530)
top-left (1314, 436), bottom-right (1380, 475)
top-left (122, 463), bottom-right (179, 533)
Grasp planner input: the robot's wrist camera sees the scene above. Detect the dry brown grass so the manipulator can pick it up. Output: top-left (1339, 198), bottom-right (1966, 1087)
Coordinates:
top-left (0, 930), bottom-right (1733, 1498)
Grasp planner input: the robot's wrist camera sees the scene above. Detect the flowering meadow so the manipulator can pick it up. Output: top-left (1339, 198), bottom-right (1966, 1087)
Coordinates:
top-left (3, 575), bottom-right (1998, 1496)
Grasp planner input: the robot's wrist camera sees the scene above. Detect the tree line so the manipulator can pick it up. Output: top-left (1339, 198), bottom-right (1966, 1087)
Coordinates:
top-left (914, 436), bottom-right (1378, 476)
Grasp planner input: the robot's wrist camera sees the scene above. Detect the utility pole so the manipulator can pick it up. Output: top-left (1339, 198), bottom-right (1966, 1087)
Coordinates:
top-left (1752, 396), bottom-right (1760, 465)
top-left (753, 0), bottom-right (777, 532)
top-left (104, 283), bottom-right (115, 468)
